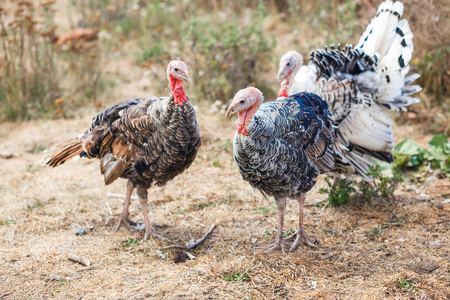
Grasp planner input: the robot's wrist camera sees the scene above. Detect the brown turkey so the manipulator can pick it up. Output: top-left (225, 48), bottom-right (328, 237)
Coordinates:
top-left (44, 60), bottom-right (201, 241)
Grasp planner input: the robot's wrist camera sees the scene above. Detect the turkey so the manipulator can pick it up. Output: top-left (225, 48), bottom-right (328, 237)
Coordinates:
top-left (226, 87), bottom-right (338, 252)
top-left (44, 60), bottom-right (201, 241)
top-left (277, 0), bottom-right (421, 184)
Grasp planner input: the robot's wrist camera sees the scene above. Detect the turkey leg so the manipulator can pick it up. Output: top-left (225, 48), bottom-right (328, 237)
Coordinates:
top-left (137, 187), bottom-right (168, 241)
top-left (259, 197), bottom-right (291, 253)
top-left (289, 194), bottom-right (316, 251)
top-left (114, 180), bottom-right (139, 231)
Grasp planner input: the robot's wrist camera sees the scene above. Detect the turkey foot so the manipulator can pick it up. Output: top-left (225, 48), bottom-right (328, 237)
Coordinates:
top-left (257, 238), bottom-right (291, 254)
top-left (137, 189), bottom-right (169, 242)
top-left (289, 227), bottom-right (317, 251)
top-left (288, 195), bottom-right (317, 251)
top-left (144, 225), bottom-right (169, 241)
top-left (113, 180), bottom-right (137, 232)
top-left (257, 197), bottom-right (290, 254)
top-left (114, 211), bottom-right (140, 231)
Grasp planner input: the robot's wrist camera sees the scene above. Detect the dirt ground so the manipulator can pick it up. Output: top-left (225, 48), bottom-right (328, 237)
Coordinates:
top-left (1, 1), bottom-right (449, 297)
top-left (0, 101), bottom-right (449, 299)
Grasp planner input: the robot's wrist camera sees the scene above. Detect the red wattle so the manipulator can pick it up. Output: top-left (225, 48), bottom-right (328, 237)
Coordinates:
top-left (169, 75), bottom-right (188, 106)
top-left (278, 88), bottom-right (289, 98)
top-left (237, 125), bottom-right (248, 135)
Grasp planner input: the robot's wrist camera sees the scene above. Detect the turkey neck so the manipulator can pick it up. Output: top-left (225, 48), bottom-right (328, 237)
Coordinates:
top-left (237, 100), bottom-right (262, 136)
top-left (169, 75), bottom-right (188, 106)
top-left (278, 64), bottom-right (300, 98)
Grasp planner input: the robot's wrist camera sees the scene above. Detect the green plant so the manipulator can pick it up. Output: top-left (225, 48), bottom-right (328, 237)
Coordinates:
top-left (395, 278), bottom-right (417, 290)
top-left (358, 166), bottom-right (400, 202)
top-left (221, 271), bottom-right (250, 282)
top-left (0, 219), bottom-right (16, 225)
top-left (0, 1), bottom-right (112, 121)
top-left (322, 228), bottom-right (336, 236)
top-left (367, 226), bottom-right (382, 238)
top-left (220, 186), bottom-right (238, 205)
top-left (282, 227), bottom-right (296, 238)
top-left (416, 48), bottom-right (449, 104)
top-left (392, 135), bottom-right (450, 177)
top-left (122, 238), bottom-right (140, 248)
top-left (319, 165), bottom-right (400, 207)
top-left (252, 205), bottom-right (274, 215)
top-left (181, 16), bottom-right (275, 101)
top-left (0, 1), bottom-right (60, 121)
top-left (319, 177), bottom-right (355, 207)
top-left (264, 227), bottom-right (295, 238)
top-left (24, 198), bottom-right (55, 211)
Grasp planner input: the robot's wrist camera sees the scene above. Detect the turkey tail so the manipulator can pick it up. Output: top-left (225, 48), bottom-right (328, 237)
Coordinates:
top-left (356, 0), bottom-right (421, 111)
top-left (44, 137), bottom-right (85, 167)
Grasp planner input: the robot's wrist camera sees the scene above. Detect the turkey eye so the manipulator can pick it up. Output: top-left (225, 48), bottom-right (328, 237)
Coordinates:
top-left (174, 68), bottom-right (179, 72)
top-left (287, 63), bottom-right (291, 66)
top-left (239, 100), bottom-right (245, 104)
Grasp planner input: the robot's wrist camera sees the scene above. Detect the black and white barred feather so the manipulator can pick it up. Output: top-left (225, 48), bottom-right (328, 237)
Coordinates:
top-left (284, 0), bottom-right (420, 179)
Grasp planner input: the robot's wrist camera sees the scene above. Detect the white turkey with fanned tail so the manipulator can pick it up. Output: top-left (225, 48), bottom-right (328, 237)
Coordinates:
top-left (277, 0), bottom-right (421, 182)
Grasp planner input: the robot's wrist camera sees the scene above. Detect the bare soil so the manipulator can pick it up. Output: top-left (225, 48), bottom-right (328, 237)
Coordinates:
top-left (0, 103), bottom-right (449, 299)
top-left (1, 1), bottom-right (449, 297)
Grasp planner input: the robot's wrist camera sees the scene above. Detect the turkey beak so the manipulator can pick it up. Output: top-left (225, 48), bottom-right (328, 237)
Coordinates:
top-left (225, 105), bottom-right (238, 119)
top-left (180, 71), bottom-right (191, 83)
top-left (277, 67), bottom-right (287, 82)
top-left (226, 96), bottom-right (248, 119)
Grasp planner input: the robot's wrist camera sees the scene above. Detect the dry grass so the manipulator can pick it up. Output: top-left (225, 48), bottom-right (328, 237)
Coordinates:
top-left (0, 1), bottom-right (449, 299)
top-left (0, 106), bottom-right (449, 299)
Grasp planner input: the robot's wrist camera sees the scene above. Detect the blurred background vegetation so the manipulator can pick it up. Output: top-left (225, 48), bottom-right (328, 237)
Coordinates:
top-left (0, 0), bottom-right (448, 134)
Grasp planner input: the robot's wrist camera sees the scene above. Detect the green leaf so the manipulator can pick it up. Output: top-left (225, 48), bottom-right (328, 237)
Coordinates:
top-left (394, 138), bottom-right (422, 156)
top-left (429, 134), bottom-right (450, 154)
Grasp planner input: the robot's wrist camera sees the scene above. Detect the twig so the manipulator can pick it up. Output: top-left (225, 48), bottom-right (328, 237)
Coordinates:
top-left (68, 253), bottom-right (91, 266)
top-left (105, 202), bottom-right (113, 215)
top-left (161, 224), bottom-right (217, 250)
top-left (0, 152), bottom-right (16, 159)
top-left (104, 202), bottom-right (114, 225)
top-left (332, 235), bottom-right (350, 262)
top-left (304, 198), bottom-right (328, 206)
top-left (0, 292), bottom-right (12, 299)
top-left (107, 193), bottom-right (138, 200)
top-left (436, 219), bottom-right (450, 225)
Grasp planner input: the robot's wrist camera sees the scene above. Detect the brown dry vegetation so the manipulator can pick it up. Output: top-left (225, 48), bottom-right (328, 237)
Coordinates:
top-left (0, 109), bottom-right (449, 299)
top-left (0, 0), bottom-right (449, 299)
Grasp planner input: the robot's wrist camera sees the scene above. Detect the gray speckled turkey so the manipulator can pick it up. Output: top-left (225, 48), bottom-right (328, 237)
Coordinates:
top-left (44, 61), bottom-right (201, 240)
top-left (226, 88), bottom-right (338, 252)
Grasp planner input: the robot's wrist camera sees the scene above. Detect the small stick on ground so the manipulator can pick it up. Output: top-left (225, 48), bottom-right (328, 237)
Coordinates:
top-left (68, 253), bottom-right (91, 266)
top-left (304, 198), bottom-right (328, 207)
top-left (107, 193), bottom-right (138, 200)
top-left (0, 292), bottom-right (13, 299)
top-left (331, 235), bottom-right (350, 262)
top-left (105, 202), bottom-right (114, 225)
top-left (436, 219), bottom-right (450, 225)
top-left (161, 224), bottom-right (217, 250)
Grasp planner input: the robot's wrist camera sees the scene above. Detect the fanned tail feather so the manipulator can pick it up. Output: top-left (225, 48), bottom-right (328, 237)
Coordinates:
top-left (44, 137), bottom-right (84, 167)
top-left (356, 0), bottom-right (421, 110)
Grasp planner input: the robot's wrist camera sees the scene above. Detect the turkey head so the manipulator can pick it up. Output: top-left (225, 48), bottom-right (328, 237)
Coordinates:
top-left (226, 87), bottom-right (263, 135)
top-left (277, 51), bottom-right (303, 97)
top-left (167, 60), bottom-right (191, 106)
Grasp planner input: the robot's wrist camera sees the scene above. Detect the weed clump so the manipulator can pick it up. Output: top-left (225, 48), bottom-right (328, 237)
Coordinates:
top-left (319, 166), bottom-right (400, 207)
top-left (221, 271), bottom-right (250, 282)
top-left (0, 1), bottom-right (60, 121)
top-left (320, 135), bottom-right (449, 207)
